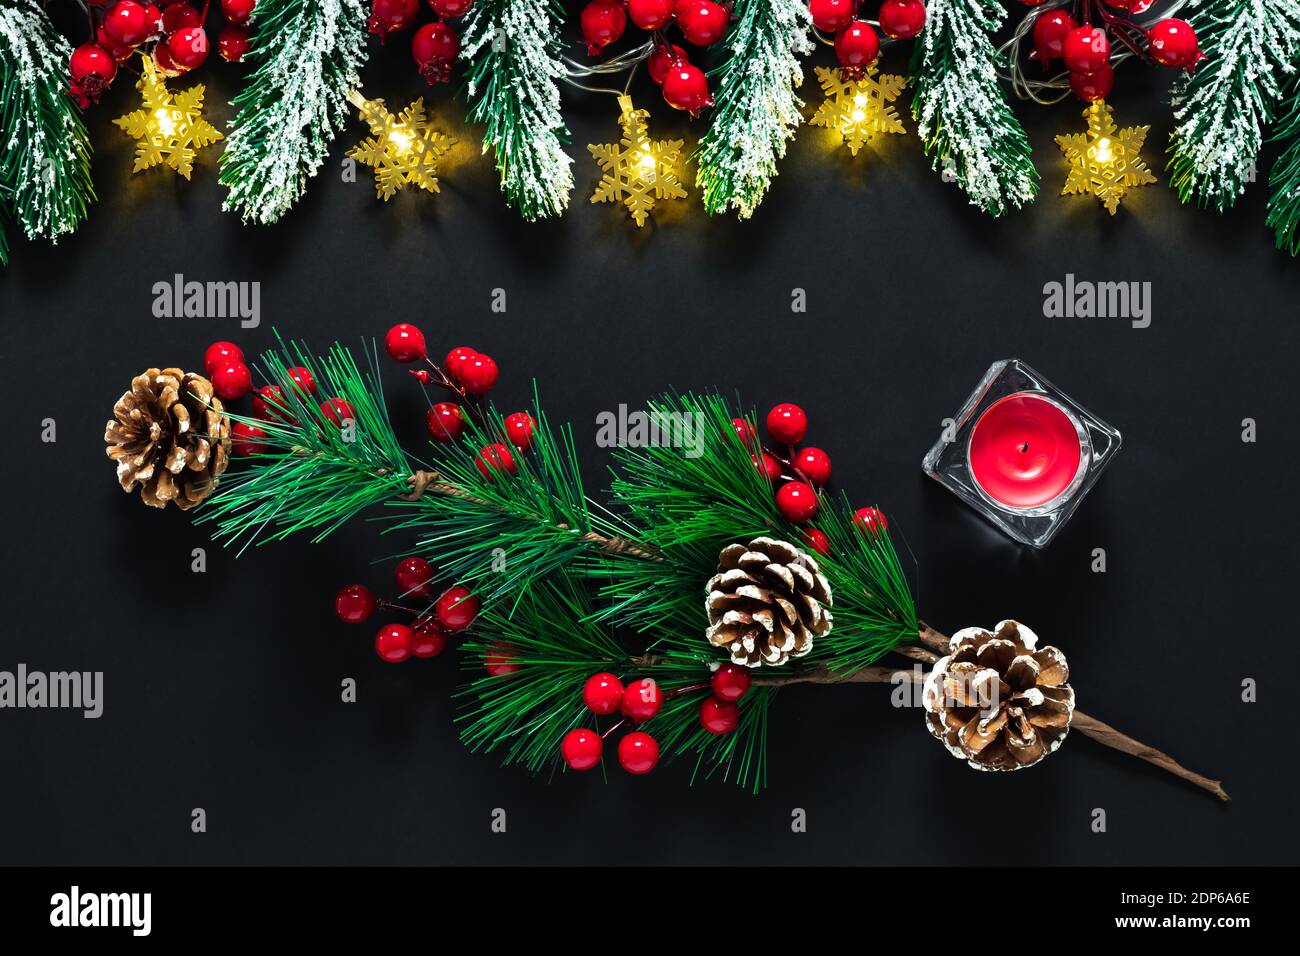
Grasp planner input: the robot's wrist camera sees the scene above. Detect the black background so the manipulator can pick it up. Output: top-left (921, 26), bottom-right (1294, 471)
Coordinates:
top-left (1, 8), bottom-right (1297, 867)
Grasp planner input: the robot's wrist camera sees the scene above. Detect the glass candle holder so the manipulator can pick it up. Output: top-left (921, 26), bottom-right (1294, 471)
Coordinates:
top-left (922, 359), bottom-right (1122, 547)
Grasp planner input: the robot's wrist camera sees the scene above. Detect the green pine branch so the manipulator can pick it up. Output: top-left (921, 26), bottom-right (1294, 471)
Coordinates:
top-left (220, 0), bottom-right (368, 224)
top-left (1267, 78), bottom-right (1300, 254)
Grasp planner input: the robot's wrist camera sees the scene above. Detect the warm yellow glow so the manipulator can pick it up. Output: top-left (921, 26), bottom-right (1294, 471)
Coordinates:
top-left (347, 96), bottom-right (453, 201)
top-left (588, 95), bottom-right (687, 226)
top-left (636, 151), bottom-right (656, 173)
top-left (853, 93), bottom-right (868, 108)
top-left (387, 128), bottom-right (413, 154)
top-left (850, 109), bottom-right (867, 123)
top-left (809, 65), bottom-right (905, 157)
top-left (113, 58), bottom-right (221, 179)
top-left (1055, 101), bottom-right (1156, 215)
top-left (1095, 137), bottom-right (1113, 164)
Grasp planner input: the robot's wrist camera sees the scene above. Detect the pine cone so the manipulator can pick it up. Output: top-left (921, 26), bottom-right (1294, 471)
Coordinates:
top-left (922, 620), bottom-right (1074, 772)
top-left (705, 536), bottom-right (833, 667)
top-left (105, 368), bottom-right (231, 510)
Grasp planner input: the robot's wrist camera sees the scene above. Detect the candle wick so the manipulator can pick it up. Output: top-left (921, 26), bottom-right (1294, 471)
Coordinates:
top-left (1019, 441), bottom-right (1030, 453)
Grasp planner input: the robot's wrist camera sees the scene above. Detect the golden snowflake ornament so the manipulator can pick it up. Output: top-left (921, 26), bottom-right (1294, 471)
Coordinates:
top-left (113, 56), bottom-right (222, 179)
top-left (1056, 100), bottom-right (1157, 215)
top-left (346, 94), bottom-right (454, 201)
top-left (809, 64), bottom-right (906, 156)
top-left (588, 96), bottom-right (687, 227)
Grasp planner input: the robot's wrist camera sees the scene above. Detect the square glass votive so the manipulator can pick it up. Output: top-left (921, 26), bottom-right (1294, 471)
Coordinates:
top-left (921, 359), bottom-right (1122, 548)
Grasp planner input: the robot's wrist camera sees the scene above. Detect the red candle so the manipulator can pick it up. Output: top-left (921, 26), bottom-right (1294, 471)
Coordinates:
top-left (968, 393), bottom-right (1084, 509)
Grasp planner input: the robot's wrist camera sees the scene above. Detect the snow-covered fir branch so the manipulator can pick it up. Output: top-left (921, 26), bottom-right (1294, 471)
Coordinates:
top-left (695, 0), bottom-right (813, 219)
top-left (461, 0), bottom-right (573, 220)
top-left (220, 0), bottom-right (367, 225)
top-left (1168, 0), bottom-right (1300, 210)
top-left (910, 0), bottom-right (1037, 216)
top-left (1266, 77), bottom-right (1300, 254)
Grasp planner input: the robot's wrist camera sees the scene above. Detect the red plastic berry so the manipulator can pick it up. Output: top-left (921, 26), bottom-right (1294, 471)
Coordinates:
top-left (807, 0), bottom-right (855, 33)
top-left (617, 732), bottom-right (660, 774)
top-left (581, 0), bottom-right (626, 56)
top-left (231, 421), bottom-right (268, 456)
top-left (335, 584), bottom-right (378, 624)
top-left (754, 452), bottom-right (782, 482)
top-left (385, 323), bottom-right (427, 363)
top-left (161, 2), bottom-right (199, 34)
top-left (878, 0), bottom-right (926, 39)
top-left (485, 642), bottom-right (521, 675)
top-left (153, 42), bottom-right (182, 75)
top-left (411, 21), bottom-right (459, 83)
top-left (475, 443), bottom-right (517, 479)
top-left (1031, 11), bottom-right (1076, 60)
top-left (620, 678), bottom-right (663, 723)
top-left (204, 341), bottom-right (243, 375)
top-left (662, 62), bottom-right (713, 114)
top-left (252, 385), bottom-right (286, 421)
top-left (460, 353), bottom-right (498, 396)
top-left (1070, 64), bottom-right (1113, 102)
top-left (395, 556), bottom-right (434, 597)
top-left (425, 402), bottom-right (466, 442)
top-left (286, 366), bottom-right (316, 395)
top-left (504, 412), bottom-right (535, 451)
top-left (676, 0), bottom-right (729, 46)
top-left (103, 1), bottom-right (151, 46)
top-left (835, 21), bottom-right (879, 77)
top-left (561, 728), bottom-right (603, 770)
top-left (443, 346), bottom-right (476, 384)
top-left (730, 416), bottom-right (756, 444)
top-left (429, 0), bottom-right (474, 16)
top-left (68, 44), bottom-right (117, 106)
top-left (628, 0), bottom-right (674, 30)
top-left (1062, 26), bottom-right (1109, 74)
top-left (775, 481), bottom-right (818, 524)
top-left (766, 403), bottom-right (807, 445)
top-left (854, 506), bottom-right (888, 536)
top-left (168, 26), bottom-right (210, 70)
top-left (141, 3), bottom-right (162, 34)
top-left (212, 361), bottom-right (253, 401)
top-left (217, 25), bottom-right (251, 62)
top-left (582, 672), bottom-right (625, 715)
top-left (1148, 19), bottom-right (1201, 69)
top-left (375, 623), bottom-right (414, 663)
top-left (319, 398), bottom-right (355, 426)
top-left (699, 696), bottom-right (739, 734)
top-left (411, 617), bottom-right (448, 658)
top-left (221, 0), bottom-right (257, 26)
top-left (94, 24), bottom-right (135, 64)
top-left (795, 447), bottom-right (832, 486)
top-left (368, 0), bottom-right (419, 37)
top-left (647, 43), bottom-right (688, 85)
top-left (801, 527), bottom-right (831, 556)
top-left (436, 586), bottom-right (480, 631)
top-left (711, 663), bottom-right (752, 702)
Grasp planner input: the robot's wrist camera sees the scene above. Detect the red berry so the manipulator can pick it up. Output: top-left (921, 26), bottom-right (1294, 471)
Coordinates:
top-left (460, 354), bottom-right (498, 396)
top-left (436, 586), bottom-right (480, 631)
top-left (141, 3), bottom-right (162, 34)
top-left (218, 25), bottom-right (251, 62)
top-left (410, 617), bottom-right (448, 658)
top-left (394, 556), bottom-right (434, 597)
top-left (504, 412), bottom-right (535, 451)
top-left (766, 403), bottom-right (808, 445)
top-left (212, 361), bottom-right (253, 401)
top-left (1062, 26), bottom-right (1109, 74)
top-left (662, 62), bottom-right (713, 115)
top-left (754, 452), bottom-right (783, 482)
top-left (617, 732), bottom-right (660, 774)
top-left (475, 443), bottom-right (517, 479)
top-left (153, 41), bottom-right (182, 75)
top-left (835, 21), bottom-right (879, 76)
top-left (252, 384), bottom-right (291, 421)
top-left (580, 0), bottom-right (626, 56)
top-left (647, 43), bottom-right (688, 85)
top-left (68, 43), bottom-right (117, 106)
top-left (286, 366), bottom-right (316, 395)
top-left (711, 663), bottom-right (752, 702)
top-left (375, 623), bottom-right (414, 663)
top-left (620, 678), bottom-right (663, 722)
top-left (103, 1), bottom-right (151, 46)
top-left (1148, 19), bottom-right (1201, 69)
top-left (676, 0), bottom-right (729, 47)
top-left (221, 0), bottom-right (257, 26)
top-left (1070, 64), bottom-right (1113, 102)
top-left (807, 0), bottom-right (855, 32)
top-left (231, 421), bottom-right (269, 456)
top-left (161, 2), bottom-right (199, 34)
top-left (335, 584), bottom-right (377, 624)
top-left (443, 346), bottom-right (477, 383)
top-left (801, 527), bottom-right (831, 556)
top-left (854, 506), bottom-right (888, 536)
top-left (411, 21), bottom-right (459, 83)
top-left (1031, 11), bottom-right (1076, 60)
top-left (699, 696), bottom-right (739, 734)
top-left (429, 0), bottom-right (474, 15)
top-left (561, 728), bottom-right (603, 770)
top-left (385, 323), bottom-right (427, 363)
top-left (425, 402), bottom-right (466, 442)
top-left (485, 642), bottom-right (521, 675)
top-left (795, 447), bottom-right (832, 486)
top-left (775, 481), bottom-right (818, 524)
top-left (319, 398), bottom-right (355, 426)
top-left (368, 0), bottom-right (419, 36)
top-left (203, 341), bottom-right (243, 375)
top-left (168, 26), bottom-right (210, 70)
top-left (582, 672), bottom-right (625, 715)
top-left (878, 0), bottom-right (926, 39)
top-left (731, 416), bottom-right (757, 445)
top-left (628, 0), bottom-right (674, 30)
top-left (95, 25), bottom-right (135, 64)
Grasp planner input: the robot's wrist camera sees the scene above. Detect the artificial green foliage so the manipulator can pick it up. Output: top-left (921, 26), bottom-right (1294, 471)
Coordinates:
top-left (909, 0), bottom-right (1038, 216)
top-left (1267, 81), bottom-right (1300, 255)
top-left (0, 0), bottom-right (95, 266)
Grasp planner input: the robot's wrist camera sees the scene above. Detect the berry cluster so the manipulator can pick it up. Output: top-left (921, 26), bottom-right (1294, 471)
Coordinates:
top-left (1027, 2), bottom-right (1201, 103)
top-left (366, 0), bottom-right (466, 86)
top-left (334, 560), bottom-right (481, 663)
top-left (810, 0), bottom-right (927, 81)
top-left (737, 402), bottom-right (887, 550)
top-left (69, 1), bottom-right (255, 108)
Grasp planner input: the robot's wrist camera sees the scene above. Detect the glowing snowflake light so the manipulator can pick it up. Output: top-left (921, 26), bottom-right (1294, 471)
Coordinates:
top-left (1056, 100), bottom-right (1157, 215)
top-left (345, 94), bottom-right (454, 201)
top-left (113, 57), bottom-right (222, 179)
top-left (588, 96), bottom-right (687, 227)
top-left (809, 64), bottom-right (905, 156)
